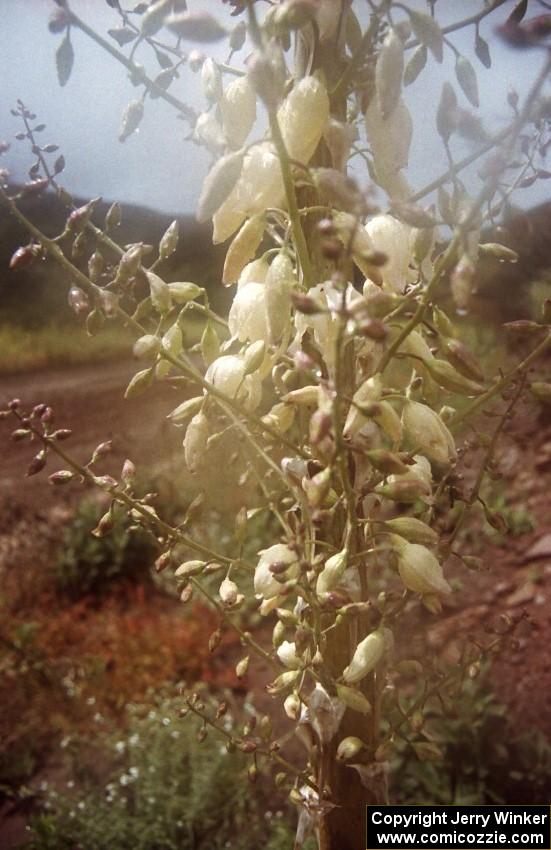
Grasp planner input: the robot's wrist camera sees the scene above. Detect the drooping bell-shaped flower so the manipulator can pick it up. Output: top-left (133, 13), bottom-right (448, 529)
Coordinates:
top-left (342, 629), bottom-right (388, 684)
top-left (183, 411), bottom-right (208, 473)
top-left (220, 75), bottom-right (256, 149)
top-left (277, 640), bottom-right (302, 669)
top-left (277, 75), bottom-right (330, 164)
top-left (365, 96), bottom-right (413, 185)
top-left (228, 282), bottom-right (269, 342)
top-left (254, 543), bottom-right (299, 600)
top-left (365, 215), bottom-right (411, 293)
top-left (204, 354), bottom-right (262, 410)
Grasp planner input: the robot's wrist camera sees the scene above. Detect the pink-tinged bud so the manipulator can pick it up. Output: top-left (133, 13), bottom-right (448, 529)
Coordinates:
top-left (235, 655), bottom-right (249, 678)
top-left (26, 450), bottom-right (47, 477)
top-left (41, 407), bottom-right (54, 423)
top-left (356, 318), bottom-right (388, 340)
top-left (155, 551), bottom-right (171, 573)
top-left (11, 428), bottom-right (30, 441)
top-left (31, 403), bottom-right (47, 417)
top-left (188, 49), bottom-right (205, 72)
top-left (10, 245), bottom-right (37, 270)
top-left (49, 7), bottom-right (70, 33)
top-left (121, 459), bottom-right (136, 484)
top-left (239, 739), bottom-right (257, 754)
top-left (48, 470), bottom-right (74, 485)
top-left (92, 512), bottom-right (114, 538)
top-left (208, 629), bottom-right (222, 652)
top-left (22, 179), bottom-right (49, 197)
top-left (180, 585), bottom-right (193, 604)
top-left (92, 441), bottom-right (113, 461)
top-left (8, 398), bottom-right (22, 410)
top-left (291, 292), bottom-right (324, 315)
top-left (51, 428), bottom-right (72, 441)
top-left (94, 475), bottom-right (118, 489)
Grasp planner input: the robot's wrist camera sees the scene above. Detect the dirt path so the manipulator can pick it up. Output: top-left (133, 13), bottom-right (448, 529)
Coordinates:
top-left (1, 359), bottom-right (183, 510)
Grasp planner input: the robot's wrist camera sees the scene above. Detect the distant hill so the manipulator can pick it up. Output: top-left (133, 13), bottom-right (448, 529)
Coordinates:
top-left (1, 188), bottom-right (550, 328)
top-left (0, 190), bottom-right (227, 328)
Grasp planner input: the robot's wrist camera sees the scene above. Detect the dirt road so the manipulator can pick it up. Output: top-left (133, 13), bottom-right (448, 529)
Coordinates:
top-left (1, 359), bottom-right (184, 510)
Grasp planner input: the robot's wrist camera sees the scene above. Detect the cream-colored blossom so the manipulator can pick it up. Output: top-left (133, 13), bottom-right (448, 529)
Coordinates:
top-left (278, 75), bottom-right (330, 164)
top-left (220, 76), bottom-right (256, 148)
top-left (365, 215), bottom-right (411, 293)
top-left (397, 542), bottom-right (451, 596)
top-left (204, 354), bottom-right (262, 410)
top-left (254, 543), bottom-right (299, 600)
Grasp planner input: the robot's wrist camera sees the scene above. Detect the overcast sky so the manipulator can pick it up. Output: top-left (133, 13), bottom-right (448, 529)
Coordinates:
top-left (1, 0), bottom-right (549, 218)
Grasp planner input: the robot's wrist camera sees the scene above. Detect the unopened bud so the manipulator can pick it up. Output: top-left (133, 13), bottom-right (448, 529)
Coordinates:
top-left (336, 736), bottom-right (366, 762)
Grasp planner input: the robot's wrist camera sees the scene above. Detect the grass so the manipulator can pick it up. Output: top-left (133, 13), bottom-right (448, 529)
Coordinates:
top-left (0, 323), bottom-right (134, 374)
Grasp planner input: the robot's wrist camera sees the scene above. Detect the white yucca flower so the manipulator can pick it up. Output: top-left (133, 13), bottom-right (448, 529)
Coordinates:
top-left (220, 76), bottom-right (256, 149)
top-left (365, 215), bottom-right (411, 293)
top-left (278, 75), bottom-right (330, 164)
top-left (254, 543), bottom-right (299, 600)
top-left (183, 411), bottom-right (208, 473)
top-left (204, 354), bottom-right (262, 410)
top-left (228, 282), bottom-right (268, 342)
top-left (396, 542), bottom-right (451, 596)
top-left (402, 399), bottom-right (457, 465)
top-left (277, 640), bottom-right (302, 669)
top-left (265, 253), bottom-right (294, 342)
top-left (238, 257), bottom-right (270, 288)
top-left (194, 111), bottom-right (224, 154)
top-left (219, 577), bottom-right (241, 607)
top-left (342, 629), bottom-right (388, 684)
top-left (365, 96), bottom-right (413, 183)
top-left (213, 142), bottom-right (284, 243)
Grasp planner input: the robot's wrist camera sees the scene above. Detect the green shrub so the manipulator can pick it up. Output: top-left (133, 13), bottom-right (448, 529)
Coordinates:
top-left (26, 691), bottom-right (313, 850)
top-left (391, 669), bottom-right (551, 805)
top-left (54, 498), bottom-right (156, 598)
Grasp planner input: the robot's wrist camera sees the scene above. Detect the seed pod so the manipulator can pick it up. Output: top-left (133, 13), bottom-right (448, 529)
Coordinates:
top-left (343, 629), bottom-right (387, 684)
top-left (397, 542), bottom-right (451, 596)
top-left (335, 684), bottom-right (372, 715)
top-left (381, 517), bottom-right (438, 547)
top-left (316, 548), bottom-right (348, 597)
top-left (376, 30), bottom-right (404, 119)
top-left (336, 736), bottom-right (366, 762)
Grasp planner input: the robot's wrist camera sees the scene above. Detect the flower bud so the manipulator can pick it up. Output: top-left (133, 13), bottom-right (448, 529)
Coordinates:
top-left (381, 517), bottom-right (438, 547)
top-left (316, 548), bottom-right (348, 597)
top-left (236, 656), bottom-right (250, 678)
top-left (396, 542), bottom-right (451, 596)
top-left (335, 685), bottom-right (372, 716)
top-left (48, 470), bottom-right (74, 485)
top-left (159, 220), bottom-right (179, 260)
top-left (343, 629), bottom-right (387, 684)
top-left (284, 692), bottom-right (301, 720)
top-left (183, 411), bottom-right (209, 473)
top-left (201, 57), bottom-right (222, 102)
top-left (277, 75), bottom-right (329, 164)
top-left (424, 358), bottom-right (484, 396)
top-left (266, 670), bottom-right (301, 694)
top-left (222, 214), bottom-right (265, 286)
top-left (336, 736), bottom-right (366, 762)
top-left (175, 560), bottom-right (206, 578)
top-left (402, 400), bottom-right (456, 465)
top-left (133, 334), bottom-right (160, 360)
top-left (167, 396), bottom-right (203, 425)
top-left (219, 577), bottom-right (241, 607)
